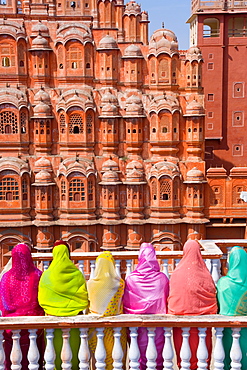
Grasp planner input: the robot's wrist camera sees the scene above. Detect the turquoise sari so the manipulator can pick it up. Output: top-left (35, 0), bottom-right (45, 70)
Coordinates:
top-left (217, 246), bottom-right (247, 370)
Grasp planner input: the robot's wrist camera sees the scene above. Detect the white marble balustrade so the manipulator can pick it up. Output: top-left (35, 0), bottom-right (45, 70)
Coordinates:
top-left (0, 315), bottom-right (247, 370)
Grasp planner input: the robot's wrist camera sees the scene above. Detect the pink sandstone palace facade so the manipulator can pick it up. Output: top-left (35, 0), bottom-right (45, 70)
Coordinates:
top-left (0, 0), bottom-right (247, 267)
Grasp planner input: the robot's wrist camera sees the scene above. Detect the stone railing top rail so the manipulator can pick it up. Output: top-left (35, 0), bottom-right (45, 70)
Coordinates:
top-left (0, 314), bottom-right (247, 330)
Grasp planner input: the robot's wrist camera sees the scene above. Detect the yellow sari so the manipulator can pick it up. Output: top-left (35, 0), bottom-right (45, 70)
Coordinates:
top-left (87, 252), bottom-right (126, 370)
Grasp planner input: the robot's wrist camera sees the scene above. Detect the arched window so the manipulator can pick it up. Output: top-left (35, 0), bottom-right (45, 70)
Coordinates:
top-left (69, 178), bottom-right (85, 201)
top-left (159, 179), bottom-right (171, 201)
top-left (61, 179), bottom-right (66, 201)
top-left (66, 45), bottom-right (83, 70)
top-left (86, 113), bottom-right (93, 134)
top-left (59, 113), bottom-right (66, 134)
top-left (88, 179), bottom-right (94, 201)
top-left (158, 58), bottom-right (169, 83)
top-left (203, 18), bottom-right (220, 38)
top-left (22, 178), bottom-right (28, 201)
top-left (151, 178), bottom-right (157, 201)
top-left (0, 110), bottom-right (18, 134)
top-left (0, 177), bottom-right (19, 201)
top-left (69, 113), bottom-right (84, 134)
top-left (20, 111), bottom-right (27, 134)
top-left (0, 43), bottom-right (15, 67)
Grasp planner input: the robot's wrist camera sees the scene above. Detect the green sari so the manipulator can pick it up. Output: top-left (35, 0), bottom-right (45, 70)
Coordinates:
top-left (38, 244), bottom-right (89, 369)
top-left (217, 246), bottom-right (247, 370)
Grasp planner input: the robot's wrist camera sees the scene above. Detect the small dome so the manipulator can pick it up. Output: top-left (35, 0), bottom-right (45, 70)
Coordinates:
top-left (141, 11), bottom-right (148, 21)
top-left (186, 167), bottom-right (205, 182)
top-left (101, 90), bottom-right (118, 104)
top-left (34, 157), bottom-right (52, 171)
top-left (98, 35), bottom-right (118, 49)
top-left (32, 35), bottom-right (49, 48)
top-left (126, 168), bottom-right (144, 182)
top-left (35, 170), bottom-right (52, 183)
top-left (125, 1), bottom-right (141, 15)
top-left (102, 159), bottom-right (119, 172)
top-left (185, 99), bottom-right (205, 116)
top-left (149, 29), bottom-right (178, 56)
top-left (123, 44), bottom-right (143, 58)
top-left (102, 170), bottom-right (119, 182)
top-left (125, 95), bottom-right (143, 115)
top-left (149, 161), bottom-right (180, 179)
top-left (34, 89), bottom-right (50, 105)
top-left (33, 101), bottom-right (51, 116)
top-left (31, 21), bottom-right (49, 35)
top-left (102, 103), bottom-right (118, 115)
top-left (186, 46), bottom-right (203, 62)
top-left (126, 160), bottom-right (143, 171)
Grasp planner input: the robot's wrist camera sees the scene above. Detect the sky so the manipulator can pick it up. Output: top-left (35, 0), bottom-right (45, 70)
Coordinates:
top-left (139, 0), bottom-right (191, 50)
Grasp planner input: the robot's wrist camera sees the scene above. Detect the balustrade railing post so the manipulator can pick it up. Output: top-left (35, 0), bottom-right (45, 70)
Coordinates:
top-left (163, 327), bottom-right (174, 370)
top-left (0, 330), bottom-right (5, 370)
top-left (95, 328), bottom-right (106, 370)
top-left (161, 260), bottom-right (169, 279)
top-left (213, 327), bottom-right (225, 370)
top-left (146, 327), bottom-right (157, 370)
top-left (78, 260), bottom-right (85, 276)
top-left (196, 327), bottom-right (208, 370)
top-left (43, 261), bottom-right (49, 271)
top-left (10, 330), bottom-right (22, 370)
top-left (112, 327), bottom-right (123, 370)
top-left (79, 328), bottom-right (90, 370)
top-left (61, 328), bottom-right (72, 370)
top-left (90, 260), bottom-right (96, 279)
top-left (180, 327), bottom-right (191, 370)
top-left (129, 327), bottom-right (140, 370)
top-left (211, 259), bottom-right (221, 284)
top-left (28, 329), bottom-right (40, 370)
top-left (205, 259), bottom-right (212, 273)
top-left (44, 328), bottom-right (55, 370)
top-left (230, 328), bottom-right (242, 370)
top-left (125, 259), bottom-right (132, 277)
top-left (115, 260), bottom-right (121, 277)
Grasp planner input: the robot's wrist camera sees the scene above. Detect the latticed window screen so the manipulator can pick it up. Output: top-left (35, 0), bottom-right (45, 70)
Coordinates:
top-left (1, 44), bottom-right (15, 67)
top-left (160, 179), bottom-right (171, 201)
top-left (22, 179), bottom-right (28, 200)
top-left (88, 180), bottom-right (93, 201)
top-left (151, 179), bottom-right (157, 200)
top-left (69, 113), bottom-right (84, 134)
top-left (20, 111), bottom-right (27, 133)
top-left (69, 179), bottom-right (85, 201)
top-left (0, 177), bottom-right (19, 200)
top-left (86, 114), bottom-right (93, 133)
top-left (233, 185), bottom-right (245, 205)
top-left (0, 111), bottom-right (18, 134)
top-left (60, 113), bottom-right (66, 134)
top-left (66, 47), bottom-right (83, 69)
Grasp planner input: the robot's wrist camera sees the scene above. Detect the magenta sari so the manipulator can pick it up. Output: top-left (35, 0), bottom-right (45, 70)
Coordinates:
top-left (123, 243), bottom-right (169, 370)
top-left (0, 243), bottom-right (44, 370)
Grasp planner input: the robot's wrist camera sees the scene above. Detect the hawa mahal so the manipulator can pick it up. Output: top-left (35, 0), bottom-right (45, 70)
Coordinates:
top-left (0, 0), bottom-right (247, 267)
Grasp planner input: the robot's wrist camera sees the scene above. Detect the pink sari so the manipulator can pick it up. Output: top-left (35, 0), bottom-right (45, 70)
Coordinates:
top-left (0, 243), bottom-right (44, 370)
top-left (168, 240), bottom-right (217, 369)
top-left (123, 243), bottom-right (169, 370)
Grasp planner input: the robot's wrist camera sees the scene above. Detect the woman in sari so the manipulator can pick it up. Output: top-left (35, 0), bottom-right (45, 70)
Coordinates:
top-left (0, 243), bottom-right (44, 370)
top-left (38, 242), bottom-right (88, 370)
top-left (87, 251), bottom-right (126, 370)
top-left (217, 246), bottom-right (247, 370)
top-left (123, 242), bottom-right (169, 370)
top-left (168, 239), bottom-right (217, 369)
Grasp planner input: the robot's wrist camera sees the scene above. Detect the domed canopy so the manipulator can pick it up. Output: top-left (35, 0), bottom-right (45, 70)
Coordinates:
top-left (184, 167), bottom-right (206, 183)
top-left (125, 95), bottom-right (144, 116)
top-left (30, 35), bottom-right (52, 51)
top-left (33, 101), bottom-right (52, 118)
top-left (184, 99), bottom-right (205, 117)
top-left (34, 89), bottom-right (50, 105)
top-left (102, 159), bottom-right (119, 172)
top-left (35, 170), bottom-right (52, 184)
top-left (149, 29), bottom-right (178, 56)
top-left (101, 170), bottom-right (121, 184)
top-left (34, 157), bottom-right (52, 172)
top-left (124, 1), bottom-right (141, 15)
top-left (186, 46), bottom-right (203, 62)
top-left (98, 35), bottom-right (118, 50)
top-left (31, 21), bottom-right (49, 35)
top-left (123, 44), bottom-right (143, 58)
